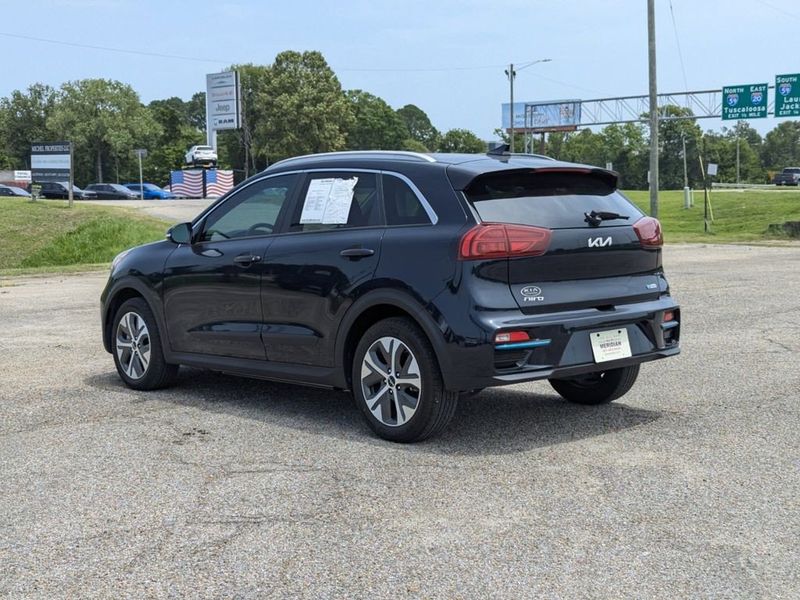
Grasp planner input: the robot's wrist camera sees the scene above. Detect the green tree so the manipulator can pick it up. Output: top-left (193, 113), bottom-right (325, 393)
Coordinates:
top-left (0, 83), bottom-right (57, 169)
top-left (145, 97), bottom-right (203, 183)
top-left (438, 128), bottom-right (485, 153)
top-left (186, 91), bottom-right (206, 132)
top-left (762, 121), bottom-right (800, 170)
top-left (344, 90), bottom-right (408, 150)
top-left (48, 79), bottom-right (160, 185)
top-left (560, 129), bottom-right (605, 166)
top-left (657, 106), bottom-right (703, 189)
top-left (216, 64), bottom-right (272, 176)
top-left (722, 122), bottom-right (765, 183)
top-left (396, 104), bottom-right (439, 151)
top-left (258, 50), bottom-right (352, 162)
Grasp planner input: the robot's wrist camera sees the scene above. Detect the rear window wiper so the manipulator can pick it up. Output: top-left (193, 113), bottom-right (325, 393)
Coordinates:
top-left (584, 210), bottom-right (629, 227)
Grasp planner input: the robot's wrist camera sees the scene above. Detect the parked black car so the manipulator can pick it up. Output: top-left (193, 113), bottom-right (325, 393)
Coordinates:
top-left (85, 183), bottom-right (139, 199)
top-left (0, 184), bottom-right (31, 197)
top-left (39, 181), bottom-right (97, 200)
top-left (101, 150), bottom-right (681, 442)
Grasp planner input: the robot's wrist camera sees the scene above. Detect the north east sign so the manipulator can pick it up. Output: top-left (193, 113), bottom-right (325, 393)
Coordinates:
top-left (722, 83), bottom-right (768, 120)
top-left (775, 74), bottom-right (800, 118)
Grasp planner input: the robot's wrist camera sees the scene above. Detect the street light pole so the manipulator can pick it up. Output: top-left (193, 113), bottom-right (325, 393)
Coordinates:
top-left (505, 58), bottom-right (551, 154)
top-left (647, 0), bottom-right (659, 218)
top-left (506, 63), bottom-right (516, 153)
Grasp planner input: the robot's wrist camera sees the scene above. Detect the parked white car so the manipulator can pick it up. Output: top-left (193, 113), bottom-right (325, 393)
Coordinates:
top-left (184, 145), bottom-right (217, 167)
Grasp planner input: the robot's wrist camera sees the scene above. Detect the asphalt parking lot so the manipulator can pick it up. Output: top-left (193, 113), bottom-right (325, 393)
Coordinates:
top-left (1, 244), bottom-right (799, 598)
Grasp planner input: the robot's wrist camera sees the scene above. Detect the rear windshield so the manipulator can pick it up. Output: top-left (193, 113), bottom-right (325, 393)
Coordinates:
top-left (465, 171), bottom-right (643, 229)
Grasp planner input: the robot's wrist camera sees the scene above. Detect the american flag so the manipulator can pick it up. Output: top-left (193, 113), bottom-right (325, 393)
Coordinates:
top-left (206, 169), bottom-right (234, 198)
top-left (170, 170), bottom-right (203, 198)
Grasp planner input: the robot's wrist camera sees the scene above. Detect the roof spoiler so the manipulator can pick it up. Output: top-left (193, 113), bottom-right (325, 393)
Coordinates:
top-left (454, 166), bottom-right (619, 191)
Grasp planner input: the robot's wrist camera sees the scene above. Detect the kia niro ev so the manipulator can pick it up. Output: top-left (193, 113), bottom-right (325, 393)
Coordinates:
top-left (101, 150), bottom-right (680, 442)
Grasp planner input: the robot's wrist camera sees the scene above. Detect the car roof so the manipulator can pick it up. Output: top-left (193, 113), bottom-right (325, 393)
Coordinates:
top-left (264, 151), bottom-right (616, 189)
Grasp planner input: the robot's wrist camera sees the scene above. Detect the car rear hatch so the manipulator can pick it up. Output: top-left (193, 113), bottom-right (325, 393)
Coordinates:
top-left (460, 167), bottom-right (663, 314)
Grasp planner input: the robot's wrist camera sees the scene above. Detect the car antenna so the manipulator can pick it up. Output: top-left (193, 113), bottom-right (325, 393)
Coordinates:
top-left (487, 143), bottom-right (510, 157)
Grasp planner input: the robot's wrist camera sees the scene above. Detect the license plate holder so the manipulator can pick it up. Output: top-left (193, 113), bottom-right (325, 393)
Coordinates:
top-left (590, 328), bottom-right (632, 363)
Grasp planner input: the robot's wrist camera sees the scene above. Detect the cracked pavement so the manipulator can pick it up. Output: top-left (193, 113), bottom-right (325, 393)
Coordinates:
top-left (1, 244), bottom-right (799, 598)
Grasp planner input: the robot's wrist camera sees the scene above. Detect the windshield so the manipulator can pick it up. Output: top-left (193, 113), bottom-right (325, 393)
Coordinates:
top-left (465, 171), bottom-right (643, 229)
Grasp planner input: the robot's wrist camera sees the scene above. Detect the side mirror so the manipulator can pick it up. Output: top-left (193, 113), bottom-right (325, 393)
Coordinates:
top-left (166, 222), bottom-right (192, 244)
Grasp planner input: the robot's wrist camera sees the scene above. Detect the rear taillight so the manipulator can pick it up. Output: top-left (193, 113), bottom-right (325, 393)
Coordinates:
top-left (459, 223), bottom-right (551, 260)
top-left (633, 217), bottom-right (663, 248)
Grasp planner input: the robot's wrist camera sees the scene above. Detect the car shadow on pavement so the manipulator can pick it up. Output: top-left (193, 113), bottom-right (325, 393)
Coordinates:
top-left (87, 368), bottom-right (663, 456)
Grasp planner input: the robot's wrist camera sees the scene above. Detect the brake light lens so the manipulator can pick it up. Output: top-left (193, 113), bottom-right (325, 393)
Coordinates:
top-left (459, 224), bottom-right (552, 260)
top-left (633, 217), bottom-right (663, 248)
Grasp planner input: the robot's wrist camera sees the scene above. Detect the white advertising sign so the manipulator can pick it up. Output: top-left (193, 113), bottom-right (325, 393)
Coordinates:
top-left (14, 170), bottom-right (32, 182)
top-left (206, 71), bottom-right (240, 131)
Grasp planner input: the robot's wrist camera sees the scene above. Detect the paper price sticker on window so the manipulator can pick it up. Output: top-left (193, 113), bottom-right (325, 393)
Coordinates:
top-left (300, 177), bottom-right (359, 224)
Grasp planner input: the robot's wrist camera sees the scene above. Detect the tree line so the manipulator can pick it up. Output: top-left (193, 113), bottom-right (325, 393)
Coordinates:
top-left (1, 49), bottom-right (799, 188)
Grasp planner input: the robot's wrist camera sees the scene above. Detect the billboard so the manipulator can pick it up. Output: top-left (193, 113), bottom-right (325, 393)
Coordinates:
top-left (206, 71), bottom-right (241, 130)
top-left (501, 100), bottom-right (581, 132)
top-left (30, 141), bottom-right (71, 182)
top-left (722, 83), bottom-right (768, 120)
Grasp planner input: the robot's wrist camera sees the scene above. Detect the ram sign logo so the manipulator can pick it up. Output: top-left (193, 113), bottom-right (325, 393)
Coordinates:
top-left (588, 236), bottom-right (613, 248)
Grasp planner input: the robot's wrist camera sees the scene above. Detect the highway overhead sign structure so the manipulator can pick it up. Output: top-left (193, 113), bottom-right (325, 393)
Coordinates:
top-left (206, 71), bottom-right (241, 131)
top-left (722, 83), bottom-right (768, 120)
top-left (775, 74), bottom-right (800, 118)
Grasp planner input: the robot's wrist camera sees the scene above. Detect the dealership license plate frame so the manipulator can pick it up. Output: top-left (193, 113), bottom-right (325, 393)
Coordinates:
top-left (590, 328), bottom-right (632, 363)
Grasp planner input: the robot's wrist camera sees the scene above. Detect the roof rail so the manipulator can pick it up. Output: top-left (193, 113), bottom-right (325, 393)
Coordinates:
top-left (271, 150), bottom-right (436, 167)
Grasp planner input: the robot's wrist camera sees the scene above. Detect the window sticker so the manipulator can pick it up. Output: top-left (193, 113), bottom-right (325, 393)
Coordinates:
top-left (300, 177), bottom-right (358, 224)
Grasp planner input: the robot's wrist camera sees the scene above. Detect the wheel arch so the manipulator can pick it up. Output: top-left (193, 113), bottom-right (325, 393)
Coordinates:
top-left (102, 278), bottom-right (165, 354)
top-left (335, 290), bottom-right (452, 391)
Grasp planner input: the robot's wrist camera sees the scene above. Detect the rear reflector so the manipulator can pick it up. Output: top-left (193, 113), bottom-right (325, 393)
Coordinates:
top-left (459, 223), bottom-right (552, 260)
top-left (495, 331), bottom-right (530, 344)
top-left (633, 217), bottom-right (663, 248)
top-left (664, 310), bottom-right (675, 322)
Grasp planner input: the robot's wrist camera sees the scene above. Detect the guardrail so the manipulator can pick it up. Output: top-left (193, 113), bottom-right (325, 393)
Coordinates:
top-left (711, 182), bottom-right (778, 190)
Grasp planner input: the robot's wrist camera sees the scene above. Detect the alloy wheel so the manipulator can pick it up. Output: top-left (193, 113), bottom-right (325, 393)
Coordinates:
top-left (115, 311), bottom-right (151, 380)
top-left (360, 336), bottom-right (422, 427)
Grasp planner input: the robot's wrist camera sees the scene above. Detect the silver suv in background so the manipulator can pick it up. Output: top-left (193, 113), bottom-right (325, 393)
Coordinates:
top-left (185, 145), bottom-right (218, 168)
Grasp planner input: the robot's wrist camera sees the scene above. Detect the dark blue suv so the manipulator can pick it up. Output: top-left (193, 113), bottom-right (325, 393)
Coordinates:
top-left (101, 150), bottom-right (680, 442)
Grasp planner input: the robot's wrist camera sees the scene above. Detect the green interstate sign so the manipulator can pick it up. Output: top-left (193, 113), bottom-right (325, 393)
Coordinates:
top-left (775, 74), bottom-right (800, 117)
top-left (722, 83), bottom-right (768, 120)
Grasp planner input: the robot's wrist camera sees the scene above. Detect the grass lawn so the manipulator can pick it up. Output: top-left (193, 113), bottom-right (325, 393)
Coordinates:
top-left (0, 198), bottom-right (169, 275)
top-left (625, 189), bottom-right (800, 243)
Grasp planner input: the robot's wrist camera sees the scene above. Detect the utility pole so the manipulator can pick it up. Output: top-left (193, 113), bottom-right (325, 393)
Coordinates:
top-left (736, 122), bottom-right (741, 184)
top-left (647, 0), bottom-right (659, 218)
top-left (505, 59), bottom-right (551, 154)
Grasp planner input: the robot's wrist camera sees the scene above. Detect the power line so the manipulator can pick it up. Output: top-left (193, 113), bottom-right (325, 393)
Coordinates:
top-left (668, 0), bottom-right (690, 91)
top-left (752, 0), bottom-right (800, 20)
top-left (0, 31), bottom-right (232, 64)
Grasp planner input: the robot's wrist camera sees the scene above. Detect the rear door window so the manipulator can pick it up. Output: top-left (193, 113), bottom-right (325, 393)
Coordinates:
top-left (465, 170), bottom-right (643, 229)
top-left (289, 172), bottom-right (380, 232)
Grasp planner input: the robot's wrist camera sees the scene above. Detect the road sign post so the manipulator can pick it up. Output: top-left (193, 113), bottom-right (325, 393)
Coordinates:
top-left (722, 83), bottom-right (768, 120)
top-left (134, 148), bottom-right (147, 199)
top-left (775, 74), bottom-right (800, 118)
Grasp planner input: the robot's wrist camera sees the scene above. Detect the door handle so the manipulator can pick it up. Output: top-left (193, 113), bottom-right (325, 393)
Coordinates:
top-left (340, 247), bottom-right (375, 259)
top-left (233, 254), bottom-right (262, 265)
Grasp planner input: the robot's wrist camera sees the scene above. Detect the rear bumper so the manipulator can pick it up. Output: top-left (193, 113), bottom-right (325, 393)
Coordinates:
top-left (440, 295), bottom-right (680, 391)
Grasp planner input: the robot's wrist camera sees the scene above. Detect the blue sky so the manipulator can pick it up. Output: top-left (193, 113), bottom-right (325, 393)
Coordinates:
top-left (3, 0), bottom-right (799, 138)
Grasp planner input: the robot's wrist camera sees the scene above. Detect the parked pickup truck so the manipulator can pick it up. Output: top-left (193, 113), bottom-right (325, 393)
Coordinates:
top-left (773, 167), bottom-right (800, 186)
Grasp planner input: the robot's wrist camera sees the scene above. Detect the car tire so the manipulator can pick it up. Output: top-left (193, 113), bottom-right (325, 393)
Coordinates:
top-left (549, 364), bottom-right (640, 405)
top-left (112, 298), bottom-right (178, 391)
top-left (352, 317), bottom-right (458, 443)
